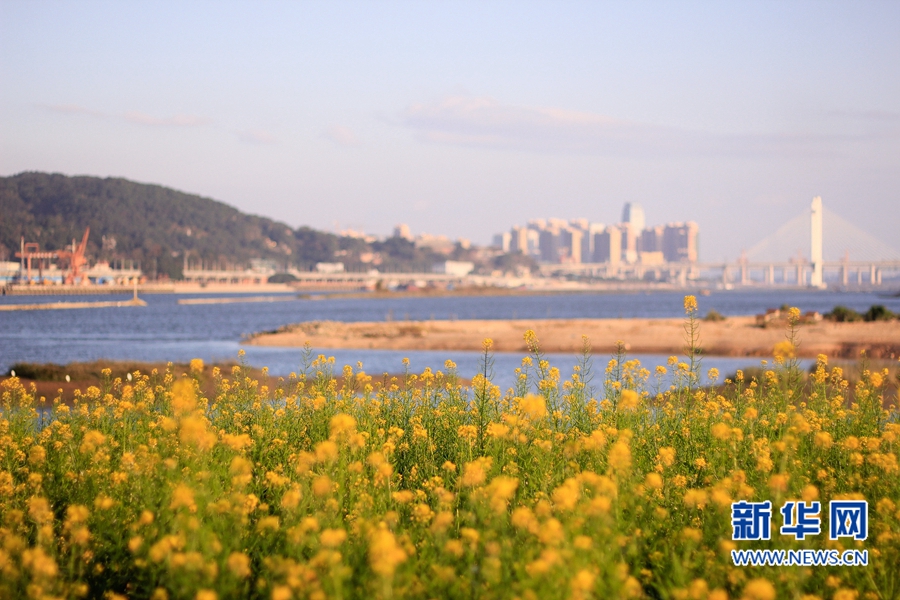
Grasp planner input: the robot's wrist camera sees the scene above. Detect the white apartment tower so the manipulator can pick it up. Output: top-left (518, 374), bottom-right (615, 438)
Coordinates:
top-left (621, 203), bottom-right (645, 233)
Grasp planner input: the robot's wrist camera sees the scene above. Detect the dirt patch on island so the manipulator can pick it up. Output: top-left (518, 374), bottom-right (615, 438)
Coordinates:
top-left (247, 316), bottom-right (900, 359)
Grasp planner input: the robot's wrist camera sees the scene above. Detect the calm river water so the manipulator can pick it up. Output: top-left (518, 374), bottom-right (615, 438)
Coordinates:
top-left (3, 289), bottom-right (898, 389)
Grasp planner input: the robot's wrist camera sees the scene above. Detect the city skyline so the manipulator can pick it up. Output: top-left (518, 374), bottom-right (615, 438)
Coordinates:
top-left (1, 2), bottom-right (899, 261)
top-left (492, 202), bottom-right (698, 265)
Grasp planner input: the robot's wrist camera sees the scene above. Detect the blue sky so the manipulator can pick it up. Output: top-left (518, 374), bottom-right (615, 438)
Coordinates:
top-left (2, 1), bottom-right (898, 260)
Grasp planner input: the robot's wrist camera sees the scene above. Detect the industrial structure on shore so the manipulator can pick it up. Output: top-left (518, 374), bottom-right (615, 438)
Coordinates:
top-left (3, 228), bottom-right (142, 287)
top-left (3, 198), bottom-right (898, 292)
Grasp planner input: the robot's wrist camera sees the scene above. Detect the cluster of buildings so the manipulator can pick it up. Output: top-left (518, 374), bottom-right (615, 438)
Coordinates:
top-left (392, 224), bottom-right (471, 254)
top-left (492, 203), bottom-right (699, 265)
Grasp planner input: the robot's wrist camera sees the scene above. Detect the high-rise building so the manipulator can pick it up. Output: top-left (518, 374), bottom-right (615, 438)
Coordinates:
top-left (509, 226), bottom-right (529, 255)
top-left (662, 222), bottom-right (700, 263)
top-left (559, 227), bottom-right (583, 263)
top-left (580, 222), bottom-right (605, 264)
top-left (538, 227), bottom-right (560, 263)
top-left (620, 224), bottom-right (639, 263)
top-left (640, 226), bottom-right (664, 254)
top-left (492, 232), bottom-right (512, 252)
top-left (393, 224), bottom-right (412, 241)
top-left (622, 203), bottom-right (645, 233)
top-left (593, 227), bottom-right (622, 264)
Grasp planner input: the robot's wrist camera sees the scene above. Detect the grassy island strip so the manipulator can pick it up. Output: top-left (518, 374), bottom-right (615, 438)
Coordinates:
top-left (1, 299), bottom-right (899, 599)
top-left (247, 315), bottom-right (900, 359)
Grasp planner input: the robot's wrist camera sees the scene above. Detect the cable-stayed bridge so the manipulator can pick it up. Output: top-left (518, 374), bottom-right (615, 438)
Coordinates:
top-left (746, 205), bottom-right (899, 263)
top-left (707, 198), bottom-right (900, 288)
top-left (540, 197), bottom-right (898, 288)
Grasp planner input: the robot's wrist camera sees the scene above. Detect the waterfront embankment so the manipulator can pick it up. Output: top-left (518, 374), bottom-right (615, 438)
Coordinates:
top-left (177, 295), bottom-right (299, 305)
top-left (2, 284), bottom-right (173, 296)
top-left (0, 297), bottom-right (147, 311)
top-left (247, 316), bottom-right (900, 359)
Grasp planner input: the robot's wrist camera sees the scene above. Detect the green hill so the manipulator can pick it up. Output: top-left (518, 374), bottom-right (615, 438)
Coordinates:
top-left (0, 172), bottom-right (456, 279)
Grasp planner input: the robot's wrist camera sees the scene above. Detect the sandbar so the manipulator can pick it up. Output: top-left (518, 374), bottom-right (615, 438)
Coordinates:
top-left (246, 316), bottom-right (900, 359)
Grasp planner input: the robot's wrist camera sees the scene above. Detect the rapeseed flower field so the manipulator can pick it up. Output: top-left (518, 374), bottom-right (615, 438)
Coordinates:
top-left (1, 299), bottom-right (898, 599)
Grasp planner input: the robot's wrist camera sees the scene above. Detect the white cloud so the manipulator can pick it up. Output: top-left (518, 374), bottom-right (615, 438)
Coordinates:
top-left (235, 129), bottom-right (277, 145)
top-left (401, 95), bottom-right (886, 158)
top-left (402, 96), bottom-right (692, 156)
top-left (323, 125), bottom-right (360, 147)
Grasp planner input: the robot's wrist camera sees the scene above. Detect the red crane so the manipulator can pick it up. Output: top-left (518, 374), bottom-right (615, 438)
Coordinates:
top-left (57, 227), bottom-right (91, 284)
top-left (14, 241), bottom-right (58, 283)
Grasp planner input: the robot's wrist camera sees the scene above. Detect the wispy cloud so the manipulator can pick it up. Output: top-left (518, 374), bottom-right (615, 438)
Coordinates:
top-left (123, 111), bottom-right (210, 127)
top-left (401, 96), bottom-right (886, 158)
top-left (235, 129), bottom-right (277, 145)
top-left (39, 103), bottom-right (107, 118)
top-left (37, 103), bottom-right (211, 128)
top-left (826, 108), bottom-right (900, 122)
top-left (323, 125), bottom-right (360, 147)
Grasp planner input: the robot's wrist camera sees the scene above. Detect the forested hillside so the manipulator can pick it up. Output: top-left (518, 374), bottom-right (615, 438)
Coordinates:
top-left (0, 172), bottom-right (458, 279)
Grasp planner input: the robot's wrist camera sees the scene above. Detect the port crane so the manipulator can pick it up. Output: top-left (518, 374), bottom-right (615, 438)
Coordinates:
top-left (14, 227), bottom-right (90, 284)
top-left (57, 227), bottom-right (91, 284)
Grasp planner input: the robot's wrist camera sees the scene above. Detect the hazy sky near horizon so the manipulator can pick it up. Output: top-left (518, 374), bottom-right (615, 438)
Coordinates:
top-left (2, 1), bottom-right (898, 260)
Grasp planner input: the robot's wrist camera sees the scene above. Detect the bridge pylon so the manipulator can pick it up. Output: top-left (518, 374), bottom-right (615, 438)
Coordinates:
top-left (810, 196), bottom-right (825, 288)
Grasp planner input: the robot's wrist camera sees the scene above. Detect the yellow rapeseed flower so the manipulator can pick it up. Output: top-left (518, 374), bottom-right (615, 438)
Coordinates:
top-left (608, 441), bottom-right (632, 473)
top-left (813, 431), bottom-right (834, 450)
top-left (21, 547), bottom-right (58, 580)
top-left (773, 340), bottom-right (795, 361)
top-left (94, 494), bottom-right (115, 510)
top-left (189, 358), bottom-right (204, 374)
top-left (645, 473), bottom-right (663, 490)
top-left (170, 484), bottom-right (196, 513)
top-left (519, 394), bottom-right (548, 420)
top-left (486, 422), bottom-right (510, 439)
top-left (65, 504), bottom-right (90, 526)
top-left (486, 476), bottom-right (518, 513)
top-left (742, 578), bottom-right (776, 600)
top-left (271, 587), bottom-right (291, 600)
top-left (551, 478), bottom-right (581, 511)
top-left (222, 433), bottom-right (252, 451)
top-left (314, 440), bottom-right (339, 463)
top-left (180, 415), bottom-right (216, 451)
top-left (618, 389), bottom-right (639, 411)
top-left (684, 295), bottom-right (698, 314)
top-left (768, 474), bottom-right (789, 494)
top-left (329, 413), bottom-right (357, 440)
top-left (28, 496), bottom-right (54, 525)
top-left (683, 489), bottom-right (708, 509)
top-left (711, 422), bottom-right (731, 441)
top-left (657, 446), bottom-right (676, 468)
top-left (369, 524), bottom-right (407, 577)
top-left (171, 378), bottom-right (198, 417)
top-left (226, 552), bottom-right (251, 578)
top-left (79, 429), bottom-right (107, 454)
top-left (460, 457), bottom-right (492, 487)
top-left (312, 475), bottom-right (333, 497)
top-left (28, 445), bottom-right (46, 465)
top-left (524, 329), bottom-right (539, 350)
top-left (320, 528), bottom-right (347, 548)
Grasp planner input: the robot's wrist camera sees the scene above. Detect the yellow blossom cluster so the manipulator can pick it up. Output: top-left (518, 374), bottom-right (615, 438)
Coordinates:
top-left (1, 306), bottom-right (898, 599)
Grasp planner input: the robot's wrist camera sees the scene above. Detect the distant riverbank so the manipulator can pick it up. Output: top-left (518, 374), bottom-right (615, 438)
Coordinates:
top-left (247, 316), bottom-right (900, 359)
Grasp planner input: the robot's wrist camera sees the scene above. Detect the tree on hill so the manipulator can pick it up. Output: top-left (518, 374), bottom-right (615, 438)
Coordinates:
top-left (0, 173), bottom-right (354, 276)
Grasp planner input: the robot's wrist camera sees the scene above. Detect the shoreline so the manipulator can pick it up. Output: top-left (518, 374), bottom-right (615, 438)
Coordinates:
top-left (246, 316), bottom-right (900, 359)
